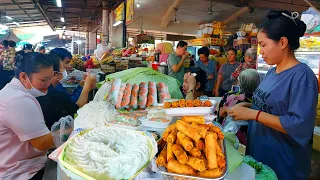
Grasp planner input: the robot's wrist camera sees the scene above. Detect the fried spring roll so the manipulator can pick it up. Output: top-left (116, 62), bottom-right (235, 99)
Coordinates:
top-left (193, 99), bottom-right (202, 107)
top-left (191, 122), bottom-right (208, 138)
top-left (162, 124), bottom-right (176, 141)
top-left (203, 100), bottom-right (213, 107)
top-left (187, 156), bottom-right (207, 172)
top-left (164, 102), bottom-right (172, 108)
top-left (182, 116), bottom-right (205, 124)
top-left (205, 133), bottom-right (218, 169)
top-left (167, 143), bottom-right (175, 162)
top-left (195, 139), bottom-right (205, 150)
top-left (156, 146), bottom-right (167, 166)
top-left (217, 155), bottom-right (226, 168)
top-left (167, 130), bottom-right (178, 143)
top-left (208, 124), bottom-right (222, 134)
top-left (176, 138), bottom-right (181, 146)
top-left (188, 147), bottom-right (201, 158)
top-left (177, 132), bottom-right (194, 151)
top-left (172, 101), bottom-right (179, 108)
top-left (167, 160), bottom-right (197, 176)
top-left (186, 100), bottom-right (194, 107)
top-left (198, 169), bottom-right (222, 178)
top-left (179, 99), bottom-right (186, 107)
top-left (172, 144), bottom-right (188, 165)
top-left (176, 120), bottom-right (201, 142)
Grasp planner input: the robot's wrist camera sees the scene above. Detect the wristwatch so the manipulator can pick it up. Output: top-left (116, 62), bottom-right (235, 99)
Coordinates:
top-left (187, 89), bottom-right (195, 93)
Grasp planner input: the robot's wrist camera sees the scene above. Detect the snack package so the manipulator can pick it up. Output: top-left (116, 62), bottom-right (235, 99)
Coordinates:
top-left (130, 84), bottom-right (139, 109)
top-left (147, 81), bottom-right (158, 107)
top-left (157, 82), bottom-right (171, 103)
top-left (121, 83), bottom-right (132, 109)
top-left (106, 78), bottom-right (122, 105)
top-left (138, 82), bottom-right (148, 109)
top-left (115, 83), bottom-right (126, 110)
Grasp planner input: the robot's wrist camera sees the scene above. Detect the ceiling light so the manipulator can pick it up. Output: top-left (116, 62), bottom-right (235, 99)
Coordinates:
top-left (113, 21), bottom-right (123, 27)
top-left (6, 16), bottom-right (12, 20)
top-left (76, 40), bottom-right (82, 44)
top-left (13, 21), bottom-right (19, 26)
top-left (60, 17), bottom-right (65, 22)
top-left (137, 2), bottom-right (140, 8)
top-left (56, 0), bottom-right (62, 7)
top-left (63, 26), bottom-right (66, 29)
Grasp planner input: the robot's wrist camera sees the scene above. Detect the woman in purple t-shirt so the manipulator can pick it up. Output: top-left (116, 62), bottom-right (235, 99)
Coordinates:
top-left (227, 10), bottom-right (318, 180)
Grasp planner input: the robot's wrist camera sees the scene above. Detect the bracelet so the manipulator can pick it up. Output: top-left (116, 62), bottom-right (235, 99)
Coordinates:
top-left (255, 110), bottom-right (262, 122)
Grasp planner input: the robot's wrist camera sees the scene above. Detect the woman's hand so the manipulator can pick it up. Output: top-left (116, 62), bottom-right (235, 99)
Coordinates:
top-left (83, 74), bottom-right (96, 92)
top-left (227, 106), bottom-right (256, 121)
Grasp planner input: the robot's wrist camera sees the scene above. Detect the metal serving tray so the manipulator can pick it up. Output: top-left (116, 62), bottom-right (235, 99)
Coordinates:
top-left (157, 139), bottom-right (228, 180)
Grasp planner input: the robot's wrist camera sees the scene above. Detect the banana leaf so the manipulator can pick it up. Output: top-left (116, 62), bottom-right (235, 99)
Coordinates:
top-left (98, 67), bottom-right (183, 99)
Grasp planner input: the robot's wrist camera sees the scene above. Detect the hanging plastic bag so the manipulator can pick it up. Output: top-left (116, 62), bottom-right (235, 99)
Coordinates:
top-left (51, 115), bottom-right (74, 148)
top-left (93, 81), bottom-right (111, 101)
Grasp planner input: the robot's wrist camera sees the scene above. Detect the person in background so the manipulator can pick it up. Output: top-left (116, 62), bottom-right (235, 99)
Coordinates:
top-left (49, 48), bottom-right (84, 102)
top-left (37, 54), bottom-right (96, 129)
top-left (231, 48), bottom-right (257, 80)
top-left (23, 44), bottom-right (34, 53)
top-left (39, 46), bottom-right (46, 54)
top-left (217, 69), bottom-right (260, 145)
top-left (168, 41), bottom-right (189, 85)
top-left (190, 55), bottom-right (195, 67)
top-left (214, 48), bottom-right (240, 97)
top-left (0, 52), bottom-right (55, 179)
top-left (0, 40), bottom-right (9, 55)
top-left (0, 41), bottom-right (16, 89)
top-left (182, 69), bottom-right (207, 100)
top-left (195, 47), bottom-right (216, 96)
top-left (227, 10), bottom-right (317, 179)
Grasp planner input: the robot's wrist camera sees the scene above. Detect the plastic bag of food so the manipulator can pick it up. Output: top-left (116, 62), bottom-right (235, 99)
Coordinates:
top-left (106, 78), bottom-right (121, 105)
top-left (243, 156), bottom-right (277, 180)
top-left (130, 84), bottom-right (139, 109)
top-left (51, 116), bottom-right (74, 148)
top-left (147, 81), bottom-right (157, 107)
top-left (223, 116), bottom-right (248, 134)
top-left (157, 82), bottom-right (171, 103)
top-left (115, 83), bottom-right (126, 109)
top-left (121, 83), bottom-right (132, 109)
top-left (138, 82), bottom-right (148, 109)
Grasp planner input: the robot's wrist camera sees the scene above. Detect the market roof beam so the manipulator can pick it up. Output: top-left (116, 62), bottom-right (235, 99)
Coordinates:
top-left (160, 0), bottom-right (184, 28)
top-left (224, 6), bottom-right (250, 24)
top-left (0, 2), bottom-right (34, 6)
top-left (248, 0), bottom-right (310, 12)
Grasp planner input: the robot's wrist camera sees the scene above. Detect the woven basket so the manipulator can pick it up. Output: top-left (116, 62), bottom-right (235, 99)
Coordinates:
top-left (313, 126), bottom-right (320, 151)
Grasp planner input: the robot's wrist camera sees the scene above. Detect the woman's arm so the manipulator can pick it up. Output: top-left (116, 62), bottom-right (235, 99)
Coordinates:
top-left (76, 75), bottom-right (96, 107)
top-left (214, 74), bottom-right (223, 96)
top-left (29, 134), bottom-right (55, 151)
top-left (228, 106), bottom-right (287, 134)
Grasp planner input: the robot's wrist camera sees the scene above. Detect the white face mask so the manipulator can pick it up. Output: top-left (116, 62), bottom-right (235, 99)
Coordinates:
top-left (59, 69), bottom-right (68, 84)
top-left (26, 77), bottom-right (47, 97)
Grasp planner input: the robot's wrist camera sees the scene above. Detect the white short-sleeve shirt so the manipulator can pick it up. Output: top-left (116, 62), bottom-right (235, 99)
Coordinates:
top-left (0, 78), bottom-right (50, 179)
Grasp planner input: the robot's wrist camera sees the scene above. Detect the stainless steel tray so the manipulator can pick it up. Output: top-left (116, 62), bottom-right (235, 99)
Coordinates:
top-left (157, 139), bottom-right (228, 180)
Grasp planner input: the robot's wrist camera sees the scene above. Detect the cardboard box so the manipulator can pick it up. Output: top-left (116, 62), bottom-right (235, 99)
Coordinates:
top-left (237, 38), bottom-right (249, 45)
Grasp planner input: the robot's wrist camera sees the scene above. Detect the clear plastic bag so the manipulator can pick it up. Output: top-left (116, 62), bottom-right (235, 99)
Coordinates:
top-left (51, 115), bottom-right (74, 147)
top-left (223, 116), bottom-right (248, 134)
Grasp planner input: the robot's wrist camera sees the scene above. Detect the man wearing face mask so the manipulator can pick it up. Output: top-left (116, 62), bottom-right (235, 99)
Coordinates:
top-left (37, 54), bottom-right (96, 129)
top-left (49, 48), bottom-right (85, 103)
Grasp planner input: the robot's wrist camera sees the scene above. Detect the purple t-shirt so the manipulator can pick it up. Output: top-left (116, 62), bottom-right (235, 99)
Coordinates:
top-left (248, 63), bottom-right (318, 180)
top-left (0, 78), bottom-right (50, 179)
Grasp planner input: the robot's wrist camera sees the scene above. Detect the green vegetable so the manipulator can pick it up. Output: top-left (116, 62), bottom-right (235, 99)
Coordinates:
top-left (102, 67), bottom-right (183, 99)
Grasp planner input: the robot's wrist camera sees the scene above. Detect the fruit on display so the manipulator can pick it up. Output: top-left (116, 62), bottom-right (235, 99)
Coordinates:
top-left (84, 57), bottom-right (99, 69)
top-left (70, 57), bottom-right (85, 71)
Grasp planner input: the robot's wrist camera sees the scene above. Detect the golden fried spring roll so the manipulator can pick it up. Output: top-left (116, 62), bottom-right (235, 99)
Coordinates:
top-left (186, 100), bottom-right (194, 107)
top-left (167, 130), bottom-right (178, 143)
top-left (167, 143), bottom-right (175, 162)
top-left (195, 139), bottom-right (205, 150)
top-left (208, 124), bottom-right (222, 134)
top-left (205, 133), bottom-right (218, 169)
top-left (164, 102), bottom-right (172, 108)
top-left (172, 101), bottom-right (179, 108)
top-left (177, 132), bottom-right (194, 151)
top-left (167, 159), bottom-right (197, 176)
top-left (162, 124), bottom-right (176, 141)
top-left (179, 99), bottom-right (186, 107)
top-left (188, 147), bottom-right (201, 158)
top-left (197, 169), bottom-right (222, 178)
top-left (217, 155), bottom-right (226, 168)
top-left (176, 120), bottom-right (201, 142)
top-left (182, 116), bottom-right (205, 124)
top-left (191, 122), bottom-right (208, 138)
top-left (172, 144), bottom-right (188, 164)
top-left (176, 138), bottom-right (181, 146)
top-left (193, 99), bottom-right (202, 107)
top-left (203, 100), bottom-right (213, 107)
top-left (156, 146), bottom-right (167, 166)
top-left (218, 132), bottom-right (225, 139)
top-left (187, 156), bottom-right (207, 172)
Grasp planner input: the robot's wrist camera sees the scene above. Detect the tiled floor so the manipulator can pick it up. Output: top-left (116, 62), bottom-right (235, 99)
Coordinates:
top-left (310, 150), bottom-right (320, 180)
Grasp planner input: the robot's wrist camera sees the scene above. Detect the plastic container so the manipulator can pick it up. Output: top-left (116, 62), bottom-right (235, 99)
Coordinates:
top-left (152, 63), bottom-right (160, 71)
top-left (164, 107), bottom-right (213, 116)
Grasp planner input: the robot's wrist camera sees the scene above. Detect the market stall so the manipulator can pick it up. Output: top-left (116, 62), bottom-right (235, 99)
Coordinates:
top-left (46, 67), bottom-right (278, 180)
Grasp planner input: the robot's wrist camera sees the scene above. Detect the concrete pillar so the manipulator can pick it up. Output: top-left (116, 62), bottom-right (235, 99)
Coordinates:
top-left (109, 10), bottom-right (114, 47)
top-left (101, 2), bottom-right (109, 44)
top-left (89, 32), bottom-right (97, 54)
top-left (85, 31), bottom-right (89, 55)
